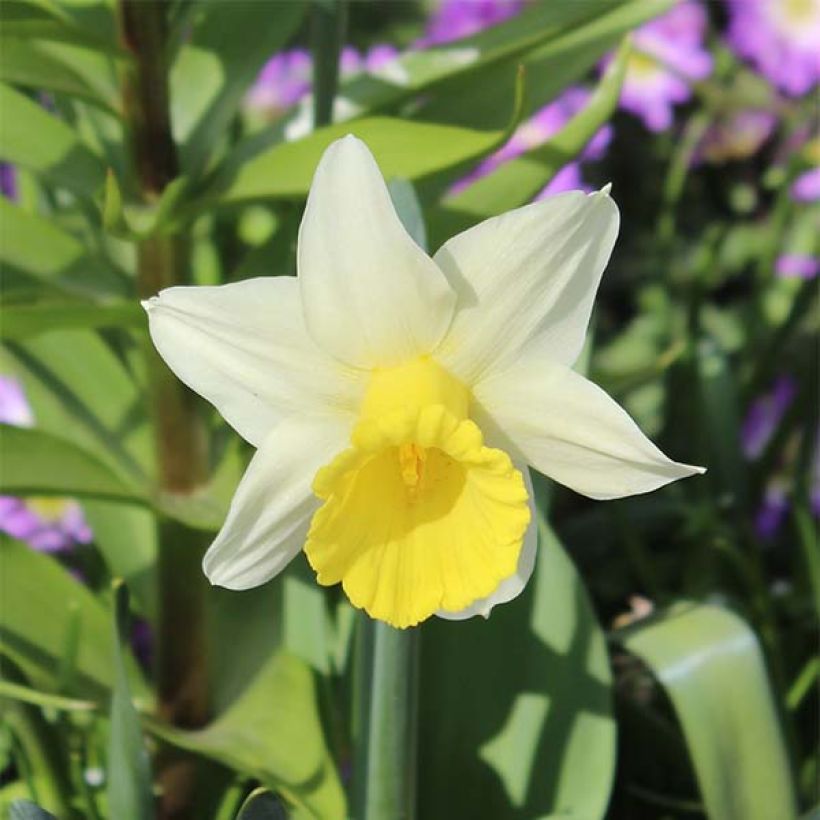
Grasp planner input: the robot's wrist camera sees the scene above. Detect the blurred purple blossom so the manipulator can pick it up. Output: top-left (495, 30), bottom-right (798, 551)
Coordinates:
top-left (741, 375), bottom-right (797, 459)
top-left (247, 45), bottom-right (401, 116)
top-left (696, 109), bottom-right (777, 163)
top-left (419, 0), bottom-right (524, 45)
top-left (605, 0), bottom-right (712, 132)
top-left (755, 478), bottom-right (790, 539)
top-left (245, 49), bottom-right (312, 112)
top-left (450, 87), bottom-right (611, 197)
top-left (725, 0), bottom-right (820, 97)
top-left (775, 253), bottom-right (820, 279)
top-left (0, 375), bottom-right (92, 552)
top-left (791, 166), bottom-right (820, 202)
top-left (1, 163), bottom-right (16, 200)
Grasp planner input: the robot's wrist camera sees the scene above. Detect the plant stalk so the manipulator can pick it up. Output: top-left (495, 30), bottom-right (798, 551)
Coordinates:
top-left (117, 2), bottom-right (210, 815)
top-left (352, 619), bottom-right (420, 820)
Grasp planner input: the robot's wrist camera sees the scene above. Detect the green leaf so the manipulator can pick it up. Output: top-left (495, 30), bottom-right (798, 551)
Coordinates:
top-left (623, 604), bottom-right (797, 820)
top-left (0, 537), bottom-right (149, 701)
top-left (427, 35), bottom-right (630, 245)
top-left (171, 0), bottom-right (306, 173)
top-left (0, 198), bottom-right (125, 299)
top-left (0, 82), bottom-right (106, 197)
top-left (82, 501), bottom-right (157, 623)
top-left (0, 301), bottom-right (144, 340)
top-left (8, 800), bottom-right (58, 820)
top-left (1, 329), bottom-right (154, 485)
top-left (414, 0), bottom-right (670, 132)
top-left (337, 0), bottom-right (630, 116)
top-left (0, 0), bottom-right (123, 55)
top-left (200, 97), bottom-right (522, 209)
top-left (147, 652), bottom-right (345, 819)
top-left (0, 425), bottom-right (147, 503)
top-left (418, 511), bottom-right (615, 819)
top-left (107, 581), bottom-right (155, 820)
top-left (0, 37), bottom-right (115, 111)
top-left (696, 339), bottom-right (748, 509)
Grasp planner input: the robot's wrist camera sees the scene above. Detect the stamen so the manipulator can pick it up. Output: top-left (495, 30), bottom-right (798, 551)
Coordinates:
top-left (398, 443), bottom-right (426, 498)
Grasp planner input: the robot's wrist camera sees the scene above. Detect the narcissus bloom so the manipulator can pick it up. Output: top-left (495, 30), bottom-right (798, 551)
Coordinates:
top-left (145, 136), bottom-right (702, 628)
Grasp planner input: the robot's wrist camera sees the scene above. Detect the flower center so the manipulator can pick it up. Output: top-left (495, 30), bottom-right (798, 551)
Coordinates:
top-left (305, 356), bottom-right (530, 628)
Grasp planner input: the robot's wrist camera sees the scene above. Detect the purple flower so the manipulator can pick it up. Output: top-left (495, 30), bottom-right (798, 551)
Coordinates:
top-left (726, 0), bottom-right (820, 97)
top-left (0, 163), bottom-right (16, 200)
top-left (606, 0), bottom-right (713, 132)
top-left (420, 0), bottom-right (525, 46)
top-left (0, 375), bottom-right (92, 552)
top-left (449, 86), bottom-right (611, 197)
top-left (791, 166), bottom-right (820, 202)
top-left (340, 45), bottom-right (401, 78)
top-left (0, 375), bottom-right (34, 426)
top-left (696, 109), bottom-right (777, 163)
top-left (0, 496), bottom-right (92, 552)
top-left (246, 49), bottom-right (312, 113)
top-left (775, 253), bottom-right (820, 279)
top-left (741, 375), bottom-right (797, 459)
top-left (755, 478), bottom-right (790, 539)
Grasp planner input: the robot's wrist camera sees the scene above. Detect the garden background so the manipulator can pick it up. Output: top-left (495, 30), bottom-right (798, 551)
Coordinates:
top-left (0, 0), bottom-right (817, 818)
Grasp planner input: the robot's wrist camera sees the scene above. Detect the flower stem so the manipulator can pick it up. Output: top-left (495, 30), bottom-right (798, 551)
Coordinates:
top-left (310, 0), bottom-right (348, 128)
top-left (117, 0), bottom-right (210, 814)
top-left (351, 619), bottom-right (419, 820)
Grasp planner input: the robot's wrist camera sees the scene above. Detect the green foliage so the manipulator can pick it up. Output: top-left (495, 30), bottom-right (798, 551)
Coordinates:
top-left (623, 604), bottom-right (797, 819)
top-left (0, 0), bottom-right (815, 817)
top-left (107, 582), bottom-right (155, 820)
top-left (419, 513), bottom-right (615, 819)
top-left (147, 653), bottom-right (346, 818)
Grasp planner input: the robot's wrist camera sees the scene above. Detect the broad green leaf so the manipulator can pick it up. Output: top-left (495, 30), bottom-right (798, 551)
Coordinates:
top-left (419, 511), bottom-right (615, 819)
top-left (147, 652), bottom-right (346, 819)
top-left (200, 99), bottom-right (522, 209)
top-left (171, 0), bottom-right (306, 172)
top-left (0, 198), bottom-right (126, 299)
top-left (0, 37), bottom-right (115, 111)
top-left (0, 82), bottom-right (106, 197)
top-left (337, 0), bottom-right (627, 116)
top-left (0, 425), bottom-right (147, 503)
top-left (1, 329), bottom-right (154, 484)
top-left (623, 604), bottom-right (797, 820)
top-left (107, 582), bottom-right (155, 820)
top-left (0, 0), bottom-right (122, 55)
top-left (427, 35), bottom-right (630, 246)
top-left (414, 0), bottom-right (670, 131)
top-left (82, 501), bottom-right (157, 623)
top-left (0, 301), bottom-right (144, 340)
top-left (8, 800), bottom-right (58, 820)
top-left (0, 537), bottom-right (149, 701)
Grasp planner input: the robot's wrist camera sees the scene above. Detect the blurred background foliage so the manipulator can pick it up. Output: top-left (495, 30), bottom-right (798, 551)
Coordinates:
top-left (0, 0), bottom-right (817, 818)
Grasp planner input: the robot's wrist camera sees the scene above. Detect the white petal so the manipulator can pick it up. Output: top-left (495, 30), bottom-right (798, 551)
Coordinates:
top-left (474, 353), bottom-right (704, 500)
top-left (144, 276), bottom-right (363, 448)
top-left (434, 188), bottom-right (619, 384)
top-left (203, 414), bottom-right (352, 590)
top-left (437, 463), bottom-right (537, 621)
top-left (297, 135), bottom-right (456, 368)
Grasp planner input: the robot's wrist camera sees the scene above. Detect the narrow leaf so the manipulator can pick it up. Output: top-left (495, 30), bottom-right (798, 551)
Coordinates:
top-left (146, 653), bottom-right (345, 819)
top-left (623, 604), bottom-right (797, 820)
top-left (0, 301), bottom-right (144, 341)
top-left (0, 425), bottom-right (147, 502)
top-left (0, 82), bottom-right (106, 197)
top-left (107, 581), bottom-right (155, 820)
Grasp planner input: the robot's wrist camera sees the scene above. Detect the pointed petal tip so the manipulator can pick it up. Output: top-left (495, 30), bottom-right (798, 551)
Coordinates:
top-left (140, 297), bottom-right (156, 313)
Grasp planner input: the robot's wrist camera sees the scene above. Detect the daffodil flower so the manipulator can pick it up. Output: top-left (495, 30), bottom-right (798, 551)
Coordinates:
top-left (145, 136), bottom-right (703, 629)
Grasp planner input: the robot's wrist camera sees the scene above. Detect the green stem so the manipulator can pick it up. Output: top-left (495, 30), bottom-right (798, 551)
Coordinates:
top-left (310, 0), bottom-right (347, 128)
top-left (117, 2), bottom-right (210, 815)
top-left (352, 619), bottom-right (419, 820)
